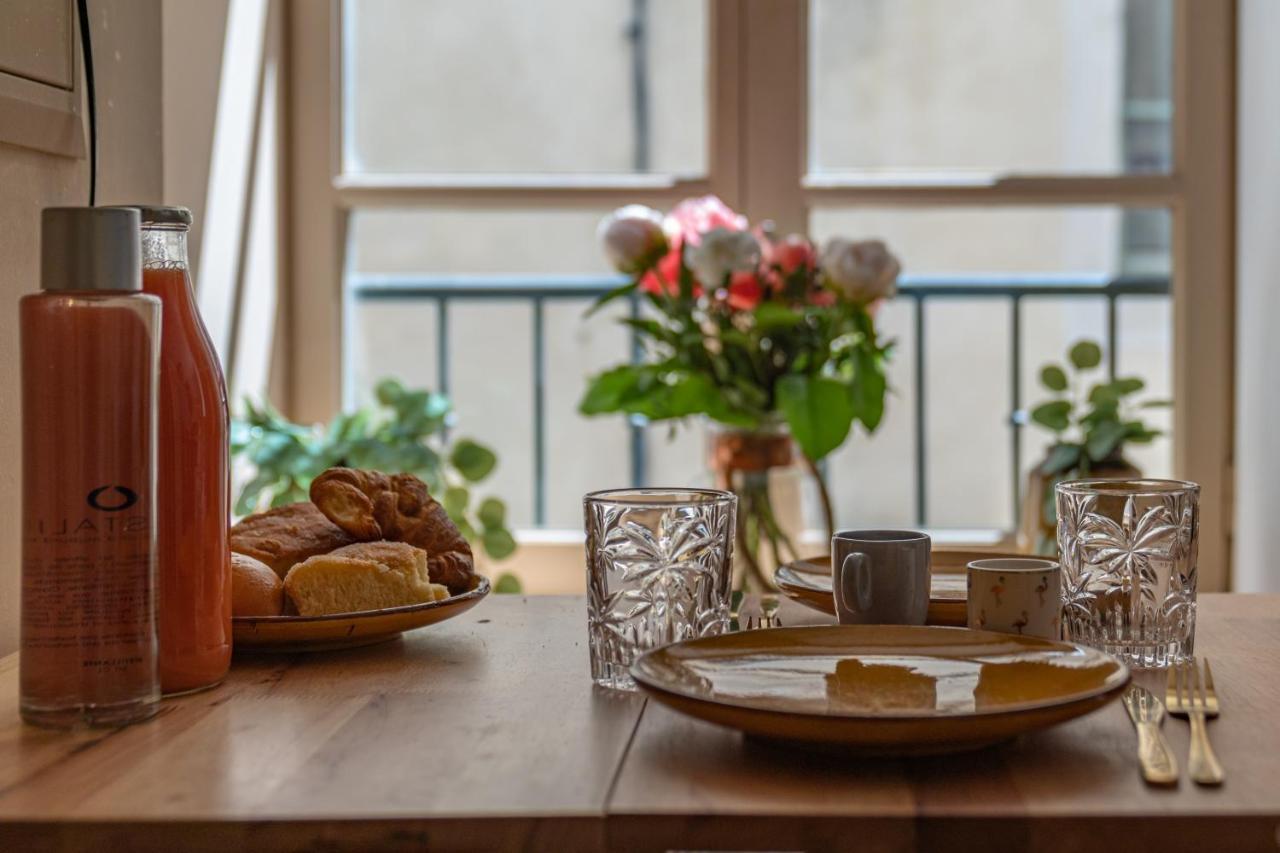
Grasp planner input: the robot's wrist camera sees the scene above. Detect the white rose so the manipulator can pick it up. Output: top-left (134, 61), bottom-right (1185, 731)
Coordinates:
top-left (820, 238), bottom-right (901, 304)
top-left (684, 227), bottom-right (761, 286)
top-left (597, 205), bottom-right (667, 273)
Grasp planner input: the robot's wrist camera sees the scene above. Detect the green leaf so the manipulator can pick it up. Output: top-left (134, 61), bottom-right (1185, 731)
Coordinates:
top-left (1140, 398), bottom-right (1173, 408)
top-left (1039, 365), bottom-right (1068, 392)
top-left (396, 442), bottom-right (442, 475)
top-left (579, 365), bottom-right (646, 415)
top-left (1030, 400), bottom-right (1072, 432)
top-left (442, 485), bottom-right (469, 520)
top-left (493, 572), bottom-right (523, 594)
top-left (477, 497), bottom-right (506, 530)
top-left (753, 303), bottom-right (803, 331)
top-left (1085, 420), bottom-right (1127, 461)
top-left (1068, 340), bottom-right (1103, 370)
top-left (234, 470), bottom-right (279, 516)
top-left (1040, 443), bottom-right (1082, 475)
top-left (1087, 383), bottom-right (1120, 407)
top-left (482, 527), bottom-right (518, 560)
top-left (850, 348), bottom-right (887, 432)
top-left (1123, 420), bottom-right (1162, 443)
top-left (585, 279), bottom-right (639, 316)
top-left (450, 439), bottom-right (497, 482)
top-left (1113, 377), bottom-right (1145, 395)
top-left (776, 374), bottom-right (856, 461)
top-left (375, 378), bottom-right (405, 406)
top-left (619, 317), bottom-right (677, 345)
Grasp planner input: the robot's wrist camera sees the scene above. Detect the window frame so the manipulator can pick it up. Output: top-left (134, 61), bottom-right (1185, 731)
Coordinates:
top-left (283, 0), bottom-right (1235, 588)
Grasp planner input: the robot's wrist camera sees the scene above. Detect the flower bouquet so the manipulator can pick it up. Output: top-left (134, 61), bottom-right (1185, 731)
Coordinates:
top-left (579, 195), bottom-right (900, 589)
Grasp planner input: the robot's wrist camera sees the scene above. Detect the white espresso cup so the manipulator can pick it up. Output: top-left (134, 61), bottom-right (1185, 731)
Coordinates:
top-left (966, 558), bottom-right (1061, 640)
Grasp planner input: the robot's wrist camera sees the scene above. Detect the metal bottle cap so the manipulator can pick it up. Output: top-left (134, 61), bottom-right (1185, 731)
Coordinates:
top-left (40, 207), bottom-right (141, 293)
top-left (108, 204), bottom-right (193, 229)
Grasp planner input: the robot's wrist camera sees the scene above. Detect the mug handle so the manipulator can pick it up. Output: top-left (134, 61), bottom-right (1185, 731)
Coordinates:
top-left (835, 552), bottom-right (871, 623)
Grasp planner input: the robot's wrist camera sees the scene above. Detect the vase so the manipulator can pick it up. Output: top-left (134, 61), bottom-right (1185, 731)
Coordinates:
top-left (1018, 452), bottom-right (1141, 555)
top-left (706, 421), bottom-right (831, 591)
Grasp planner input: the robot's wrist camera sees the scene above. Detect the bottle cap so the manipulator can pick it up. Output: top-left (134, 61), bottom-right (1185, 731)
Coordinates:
top-left (40, 207), bottom-right (141, 293)
top-left (109, 204), bottom-right (193, 229)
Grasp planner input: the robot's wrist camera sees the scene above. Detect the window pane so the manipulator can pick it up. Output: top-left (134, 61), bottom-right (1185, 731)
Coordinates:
top-left (344, 208), bottom-right (634, 530)
top-left (349, 208), bottom-right (617, 276)
top-left (810, 206), bottom-right (1170, 275)
top-left (809, 0), bottom-right (1173, 176)
top-left (811, 206), bottom-right (1171, 531)
top-left (343, 0), bottom-right (707, 175)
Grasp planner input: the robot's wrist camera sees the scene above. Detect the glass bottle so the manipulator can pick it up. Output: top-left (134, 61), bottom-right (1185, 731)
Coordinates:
top-left (134, 207), bottom-right (232, 695)
top-left (20, 207), bottom-right (162, 728)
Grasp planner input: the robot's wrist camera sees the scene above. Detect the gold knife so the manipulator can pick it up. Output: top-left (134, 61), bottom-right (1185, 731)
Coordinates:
top-left (1123, 685), bottom-right (1179, 786)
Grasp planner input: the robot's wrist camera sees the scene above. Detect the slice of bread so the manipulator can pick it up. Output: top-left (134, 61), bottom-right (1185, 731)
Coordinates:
top-left (284, 541), bottom-right (450, 616)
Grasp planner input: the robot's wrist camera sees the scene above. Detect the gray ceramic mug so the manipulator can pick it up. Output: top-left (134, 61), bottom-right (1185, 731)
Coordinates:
top-left (832, 530), bottom-right (931, 625)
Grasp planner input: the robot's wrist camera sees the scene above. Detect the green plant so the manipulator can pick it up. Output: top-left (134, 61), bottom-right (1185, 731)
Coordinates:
top-left (1027, 339), bottom-right (1169, 546)
top-left (230, 378), bottom-right (521, 590)
top-left (1030, 340), bottom-right (1168, 475)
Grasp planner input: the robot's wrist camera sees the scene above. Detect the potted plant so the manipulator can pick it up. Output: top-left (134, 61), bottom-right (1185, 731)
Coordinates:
top-left (580, 196), bottom-right (900, 590)
top-left (230, 378), bottom-right (521, 591)
top-left (1020, 339), bottom-right (1169, 553)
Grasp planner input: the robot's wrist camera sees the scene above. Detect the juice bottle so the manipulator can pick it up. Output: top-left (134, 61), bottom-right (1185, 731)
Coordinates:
top-left (20, 207), bottom-right (162, 727)
top-left (132, 206), bottom-right (232, 694)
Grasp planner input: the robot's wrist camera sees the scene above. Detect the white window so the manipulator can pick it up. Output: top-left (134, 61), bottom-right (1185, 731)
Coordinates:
top-left (284, 0), bottom-right (1233, 587)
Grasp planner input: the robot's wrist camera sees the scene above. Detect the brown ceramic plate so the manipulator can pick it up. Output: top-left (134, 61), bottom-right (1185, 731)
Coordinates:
top-left (775, 550), bottom-right (1025, 626)
top-left (631, 625), bottom-right (1129, 755)
top-left (232, 575), bottom-right (490, 652)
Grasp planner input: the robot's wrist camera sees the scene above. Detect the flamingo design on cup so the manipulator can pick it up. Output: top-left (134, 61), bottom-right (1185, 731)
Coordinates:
top-left (967, 559), bottom-right (1061, 640)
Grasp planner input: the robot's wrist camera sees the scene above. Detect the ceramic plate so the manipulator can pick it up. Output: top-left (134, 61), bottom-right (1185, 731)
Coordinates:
top-left (232, 575), bottom-right (490, 652)
top-left (775, 550), bottom-right (1024, 626)
top-left (631, 625), bottom-right (1128, 754)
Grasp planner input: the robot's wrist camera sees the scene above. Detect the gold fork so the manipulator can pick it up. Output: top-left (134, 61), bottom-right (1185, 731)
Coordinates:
top-left (1122, 685), bottom-right (1179, 785)
top-left (1165, 659), bottom-right (1224, 786)
top-left (743, 612), bottom-right (783, 630)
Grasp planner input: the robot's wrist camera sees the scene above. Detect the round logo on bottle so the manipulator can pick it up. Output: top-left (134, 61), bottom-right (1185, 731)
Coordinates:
top-left (86, 485), bottom-right (138, 512)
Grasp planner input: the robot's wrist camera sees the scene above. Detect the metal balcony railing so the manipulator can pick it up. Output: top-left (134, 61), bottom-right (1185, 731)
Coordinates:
top-left (348, 273), bottom-right (1170, 529)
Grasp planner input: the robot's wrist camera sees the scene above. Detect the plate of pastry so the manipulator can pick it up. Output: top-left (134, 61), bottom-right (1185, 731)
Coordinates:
top-left (230, 467), bottom-right (490, 652)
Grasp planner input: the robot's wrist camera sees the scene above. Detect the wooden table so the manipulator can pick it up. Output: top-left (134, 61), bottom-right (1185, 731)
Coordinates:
top-left (2, 594), bottom-right (1278, 852)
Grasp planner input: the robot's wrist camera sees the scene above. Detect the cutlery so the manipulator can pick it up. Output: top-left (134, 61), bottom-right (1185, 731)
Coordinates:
top-left (735, 594), bottom-right (783, 631)
top-left (1166, 659), bottom-right (1224, 786)
top-left (743, 611), bottom-right (783, 630)
top-left (1122, 685), bottom-right (1179, 786)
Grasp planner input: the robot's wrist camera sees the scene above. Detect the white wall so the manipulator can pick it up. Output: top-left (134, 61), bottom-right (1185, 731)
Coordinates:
top-left (161, 0), bottom-right (229, 275)
top-left (0, 0), bottom-right (164, 655)
top-left (1233, 0), bottom-right (1280, 592)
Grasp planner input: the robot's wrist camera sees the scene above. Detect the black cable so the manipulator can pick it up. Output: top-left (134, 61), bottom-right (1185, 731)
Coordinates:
top-left (76, 0), bottom-right (97, 206)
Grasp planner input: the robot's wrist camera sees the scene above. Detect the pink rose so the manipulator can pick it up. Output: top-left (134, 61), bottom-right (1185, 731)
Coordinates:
top-left (726, 271), bottom-right (764, 311)
top-left (768, 234), bottom-right (816, 276)
top-left (597, 205), bottom-right (667, 274)
top-left (664, 195), bottom-right (748, 245)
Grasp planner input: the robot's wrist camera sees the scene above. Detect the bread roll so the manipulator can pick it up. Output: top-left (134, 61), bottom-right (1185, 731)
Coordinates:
top-left (232, 552), bottom-right (285, 617)
top-left (230, 501), bottom-right (356, 578)
top-left (284, 541), bottom-right (449, 617)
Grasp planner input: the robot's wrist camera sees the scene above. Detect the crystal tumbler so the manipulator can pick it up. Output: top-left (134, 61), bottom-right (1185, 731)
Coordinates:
top-left (1056, 479), bottom-right (1199, 667)
top-left (584, 488), bottom-right (737, 690)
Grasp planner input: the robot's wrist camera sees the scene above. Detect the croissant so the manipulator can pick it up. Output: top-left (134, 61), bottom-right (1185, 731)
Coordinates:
top-left (310, 468), bottom-right (476, 593)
